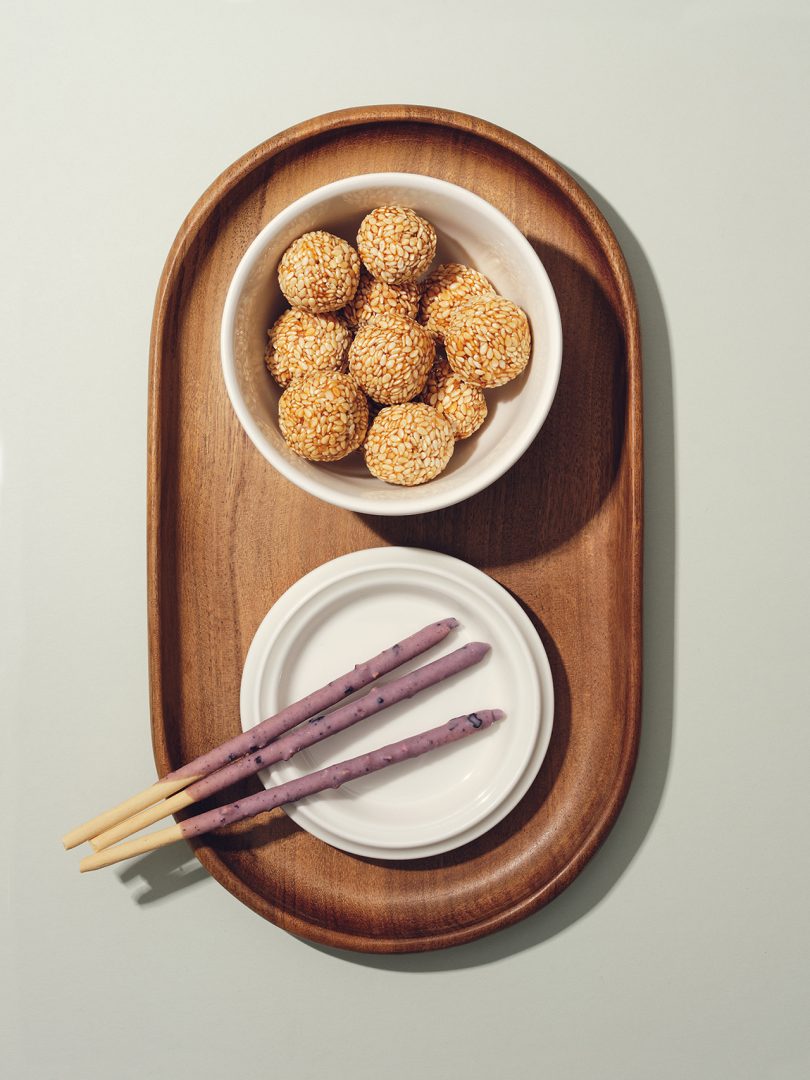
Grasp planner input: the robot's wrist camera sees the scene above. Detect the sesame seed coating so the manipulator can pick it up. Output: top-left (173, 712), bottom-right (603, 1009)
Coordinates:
top-left (278, 231), bottom-right (360, 313)
top-left (278, 371), bottom-right (368, 462)
top-left (264, 309), bottom-right (351, 388)
top-left (444, 297), bottom-right (531, 388)
top-left (342, 268), bottom-right (420, 329)
top-left (356, 206), bottom-right (437, 285)
top-left (419, 355), bottom-right (488, 440)
top-left (364, 403), bottom-right (454, 486)
top-left (419, 263), bottom-right (497, 341)
top-left (348, 313), bottom-right (435, 405)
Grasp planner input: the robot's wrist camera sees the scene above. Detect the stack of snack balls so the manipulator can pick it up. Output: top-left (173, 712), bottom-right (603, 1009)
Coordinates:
top-left (265, 206), bottom-right (532, 486)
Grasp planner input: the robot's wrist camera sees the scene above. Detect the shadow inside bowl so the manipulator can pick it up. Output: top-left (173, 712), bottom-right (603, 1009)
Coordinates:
top-left (361, 242), bottom-right (627, 565)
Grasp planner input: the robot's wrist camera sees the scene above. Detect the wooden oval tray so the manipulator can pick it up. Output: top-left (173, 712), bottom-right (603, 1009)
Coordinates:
top-left (148, 105), bottom-right (642, 953)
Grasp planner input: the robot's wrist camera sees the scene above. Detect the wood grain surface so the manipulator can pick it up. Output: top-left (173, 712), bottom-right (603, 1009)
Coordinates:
top-left (147, 105), bottom-right (643, 952)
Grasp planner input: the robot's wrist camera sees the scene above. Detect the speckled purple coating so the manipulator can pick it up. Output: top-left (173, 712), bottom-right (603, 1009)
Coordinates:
top-left (179, 709), bottom-right (504, 840)
top-left (178, 641), bottom-right (489, 806)
top-left (166, 618), bottom-right (458, 781)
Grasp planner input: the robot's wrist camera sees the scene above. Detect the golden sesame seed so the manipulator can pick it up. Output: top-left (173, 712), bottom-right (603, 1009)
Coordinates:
top-left (418, 263), bottom-right (497, 341)
top-left (265, 309), bottom-right (351, 388)
top-left (444, 297), bottom-right (531, 388)
top-left (356, 207), bottom-right (437, 285)
top-left (364, 403), bottom-right (454, 486)
top-left (342, 268), bottom-right (420, 329)
top-left (278, 371), bottom-right (368, 462)
top-left (348, 312), bottom-right (434, 405)
top-left (419, 356), bottom-right (488, 440)
top-left (278, 231), bottom-right (360, 313)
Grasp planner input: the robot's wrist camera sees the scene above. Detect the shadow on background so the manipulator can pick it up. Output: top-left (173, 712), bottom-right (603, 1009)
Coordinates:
top-left (123, 179), bottom-right (675, 965)
top-left (117, 842), bottom-right (210, 906)
top-left (309, 176), bottom-right (677, 971)
top-left (116, 805), bottom-right (300, 906)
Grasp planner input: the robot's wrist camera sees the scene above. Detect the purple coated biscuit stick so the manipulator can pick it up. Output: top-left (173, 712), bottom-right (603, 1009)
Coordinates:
top-left (167, 617), bottom-right (459, 781)
top-left (78, 709), bottom-right (505, 870)
top-left (181, 641), bottom-right (490, 804)
top-left (89, 640), bottom-right (492, 850)
top-left (180, 709), bottom-right (504, 840)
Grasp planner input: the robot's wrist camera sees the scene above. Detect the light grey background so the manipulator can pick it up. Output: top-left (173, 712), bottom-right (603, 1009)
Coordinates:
top-left (2, 2), bottom-right (808, 1078)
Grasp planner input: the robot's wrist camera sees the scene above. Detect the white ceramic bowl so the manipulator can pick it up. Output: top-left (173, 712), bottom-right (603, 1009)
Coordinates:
top-left (221, 173), bottom-right (562, 516)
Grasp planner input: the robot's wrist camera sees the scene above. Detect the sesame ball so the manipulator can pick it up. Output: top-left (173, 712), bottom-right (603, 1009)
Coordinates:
top-left (444, 297), bottom-right (531, 388)
top-left (278, 231), bottom-right (360, 313)
top-left (420, 356), bottom-right (488, 440)
top-left (419, 263), bottom-right (497, 341)
top-left (356, 206), bottom-right (437, 285)
top-left (264, 309), bottom-right (351, 388)
top-left (278, 371), bottom-right (368, 462)
top-left (364, 403), bottom-right (454, 486)
top-left (342, 268), bottom-right (420, 329)
top-left (348, 313), bottom-right (434, 405)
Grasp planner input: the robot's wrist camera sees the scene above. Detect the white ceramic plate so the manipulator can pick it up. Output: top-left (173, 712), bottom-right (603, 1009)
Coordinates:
top-left (240, 548), bottom-right (554, 859)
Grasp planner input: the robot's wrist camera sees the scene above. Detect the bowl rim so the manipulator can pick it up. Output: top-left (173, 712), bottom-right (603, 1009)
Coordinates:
top-left (220, 171), bottom-right (563, 516)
